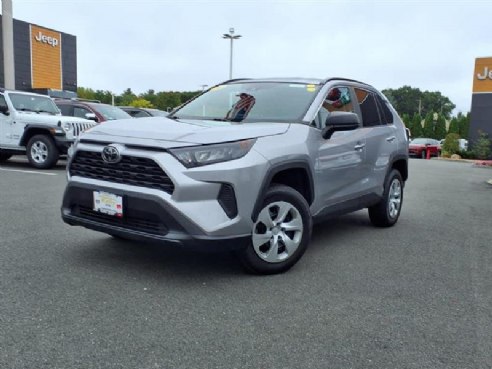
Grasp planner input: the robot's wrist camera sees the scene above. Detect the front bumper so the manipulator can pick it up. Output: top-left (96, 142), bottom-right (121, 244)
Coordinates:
top-left (61, 183), bottom-right (250, 251)
top-left (61, 143), bottom-right (269, 251)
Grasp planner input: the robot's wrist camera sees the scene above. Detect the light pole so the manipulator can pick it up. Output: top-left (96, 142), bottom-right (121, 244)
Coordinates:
top-left (222, 28), bottom-right (241, 79)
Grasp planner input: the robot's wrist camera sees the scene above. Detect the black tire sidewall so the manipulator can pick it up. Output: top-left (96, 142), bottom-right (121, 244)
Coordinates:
top-left (26, 134), bottom-right (59, 169)
top-left (239, 184), bottom-right (312, 275)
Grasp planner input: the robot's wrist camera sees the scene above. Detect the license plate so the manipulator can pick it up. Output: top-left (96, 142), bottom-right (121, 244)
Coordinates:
top-left (93, 191), bottom-right (123, 217)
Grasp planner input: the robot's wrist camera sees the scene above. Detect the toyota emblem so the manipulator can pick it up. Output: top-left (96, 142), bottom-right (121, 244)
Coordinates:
top-left (101, 145), bottom-right (121, 164)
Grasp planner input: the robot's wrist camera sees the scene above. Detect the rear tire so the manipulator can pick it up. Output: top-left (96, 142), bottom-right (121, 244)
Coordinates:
top-left (0, 153), bottom-right (12, 162)
top-left (26, 135), bottom-right (59, 169)
top-left (368, 169), bottom-right (403, 227)
top-left (237, 184), bottom-right (312, 275)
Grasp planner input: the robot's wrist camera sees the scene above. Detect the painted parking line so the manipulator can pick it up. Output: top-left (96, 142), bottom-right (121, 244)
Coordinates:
top-left (0, 167), bottom-right (57, 176)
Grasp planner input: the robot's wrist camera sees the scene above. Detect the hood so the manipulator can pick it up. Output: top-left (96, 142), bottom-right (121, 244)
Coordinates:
top-left (16, 111), bottom-right (92, 125)
top-left (83, 117), bottom-right (290, 147)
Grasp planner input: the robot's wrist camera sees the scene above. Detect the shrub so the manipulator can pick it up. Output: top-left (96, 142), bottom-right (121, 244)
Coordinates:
top-left (442, 133), bottom-right (460, 156)
top-left (472, 132), bottom-right (492, 160)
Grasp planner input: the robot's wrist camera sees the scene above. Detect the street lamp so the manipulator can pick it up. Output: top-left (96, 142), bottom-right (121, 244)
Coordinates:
top-left (223, 28), bottom-right (241, 79)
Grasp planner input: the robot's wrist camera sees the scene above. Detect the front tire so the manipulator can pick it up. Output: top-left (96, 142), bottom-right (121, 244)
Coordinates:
top-left (26, 135), bottom-right (59, 169)
top-left (368, 169), bottom-right (403, 227)
top-left (238, 184), bottom-right (312, 275)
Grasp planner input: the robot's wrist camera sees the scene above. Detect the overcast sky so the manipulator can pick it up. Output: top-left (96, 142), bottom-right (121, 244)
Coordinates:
top-left (9, 0), bottom-right (492, 113)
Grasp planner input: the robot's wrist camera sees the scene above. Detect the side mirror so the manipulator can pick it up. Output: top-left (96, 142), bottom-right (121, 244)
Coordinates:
top-left (85, 113), bottom-right (98, 122)
top-left (0, 105), bottom-right (10, 116)
top-left (322, 112), bottom-right (360, 139)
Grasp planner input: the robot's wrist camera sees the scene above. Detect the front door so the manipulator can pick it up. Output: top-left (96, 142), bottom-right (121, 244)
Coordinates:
top-left (312, 86), bottom-right (367, 210)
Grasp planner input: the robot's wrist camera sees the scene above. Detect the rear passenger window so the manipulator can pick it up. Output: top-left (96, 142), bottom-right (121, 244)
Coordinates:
top-left (375, 94), bottom-right (394, 124)
top-left (354, 88), bottom-right (381, 127)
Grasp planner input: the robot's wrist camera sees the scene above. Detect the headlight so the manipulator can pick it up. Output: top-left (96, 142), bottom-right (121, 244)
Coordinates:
top-left (169, 139), bottom-right (256, 168)
top-left (62, 122), bottom-right (72, 132)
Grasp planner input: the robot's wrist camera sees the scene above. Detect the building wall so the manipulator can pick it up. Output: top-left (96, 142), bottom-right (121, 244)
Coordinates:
top-left (469, 57), bottom-right (492, 144)
top-left (0, 15), bottom-right (77, 92)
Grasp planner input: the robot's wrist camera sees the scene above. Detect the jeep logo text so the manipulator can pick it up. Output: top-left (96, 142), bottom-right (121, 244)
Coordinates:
top-left (34, 31), bottom-right (59, 47)
top-left (477, 66), bottom-right (492, 80)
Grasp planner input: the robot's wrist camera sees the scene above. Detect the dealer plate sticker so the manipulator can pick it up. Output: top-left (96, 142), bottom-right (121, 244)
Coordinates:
top-left (93, 191), bottom-right (123, 217)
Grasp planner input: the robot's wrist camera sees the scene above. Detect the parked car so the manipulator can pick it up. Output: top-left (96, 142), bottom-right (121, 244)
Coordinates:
top-left (55, 99), bottom-right (132, 123)
top-left (0, 89), bottom-right (96, 168)
top-left (119, 106), bottom-right (168, 118)
top-left (62, 77), bottom-right (408, 274)
top-left (409, 138), bottom-right (440, 158)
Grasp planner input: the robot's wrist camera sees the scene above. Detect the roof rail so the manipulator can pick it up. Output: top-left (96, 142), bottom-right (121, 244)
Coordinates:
top-left (323, 77), bottom-right (371, 86)
top-left (55, 97), bottom-right (101, 103)
top-left (222, 78), bottom-right (252, 84)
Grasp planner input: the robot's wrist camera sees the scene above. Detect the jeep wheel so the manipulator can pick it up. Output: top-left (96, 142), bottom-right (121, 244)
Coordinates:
top-left (238, 184), bottom-right (312, 275)
top-left (368, 169), bottom-right (403, 227)
top-left (0, 153), bottom-right (12, 162)
top-left (27, 135), bottom-right (59, 169)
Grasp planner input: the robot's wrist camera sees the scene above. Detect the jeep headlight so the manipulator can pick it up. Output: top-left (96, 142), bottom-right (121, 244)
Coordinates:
top-left (62, 122), bottom-right (72, 132)
top-left (169, 139), bottom-right (256, 168)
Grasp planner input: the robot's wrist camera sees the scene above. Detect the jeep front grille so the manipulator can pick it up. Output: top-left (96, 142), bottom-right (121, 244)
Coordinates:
top-left (69, 150), bottom-right (175, 193)
top-left (70, 122), bottom-right (96, 137)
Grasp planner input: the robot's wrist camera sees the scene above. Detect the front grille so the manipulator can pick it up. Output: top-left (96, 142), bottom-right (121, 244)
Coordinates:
top-left (69, 151), bottom-right (175, 193)
top-left (70, 122), bottom-right (96, 137)
top-left (76, 206), bottom-right (167, 235)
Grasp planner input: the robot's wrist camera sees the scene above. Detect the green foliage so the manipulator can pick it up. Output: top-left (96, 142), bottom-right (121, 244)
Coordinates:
top-left (472, 131), bottom-right (492, 160)
top-left (130, 98), bottom-right (153, 108)
top-left (442, 133), bottom-right (460, 156)
top-left (422, 112), bottom-right (436, 139)
top-left (448, 117), bottom-right (459, 135)
top-left (77, 86), bottom-right (200, 112)
top-left (410, 113), bottom-right (423, 138)
top-left (381, 86), bottom-right (455, 118)
top-left (434, 114), bottom-right (447, 140)
top-left (457, 112), bottom-right (471, 139)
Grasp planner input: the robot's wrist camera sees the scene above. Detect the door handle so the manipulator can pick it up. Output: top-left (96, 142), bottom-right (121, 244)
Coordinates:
top-left (386, 136), bottom-right (396, 142)
top-left (354, 143), bottom-right (365, 151)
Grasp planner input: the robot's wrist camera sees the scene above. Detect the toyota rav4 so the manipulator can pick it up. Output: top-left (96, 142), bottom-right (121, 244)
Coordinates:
top-left (61, 78), bottom-right (408, 274)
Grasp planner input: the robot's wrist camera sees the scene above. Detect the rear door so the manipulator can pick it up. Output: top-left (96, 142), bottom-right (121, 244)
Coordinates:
top-left (353, 87), bottom-right (397, 195)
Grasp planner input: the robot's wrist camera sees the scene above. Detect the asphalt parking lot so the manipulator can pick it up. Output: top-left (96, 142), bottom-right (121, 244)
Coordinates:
top-left (0, 157), bottom-right (491, 369)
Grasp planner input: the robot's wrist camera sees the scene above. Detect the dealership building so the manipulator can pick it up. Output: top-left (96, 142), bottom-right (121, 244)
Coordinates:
top-left (470, 57), bottom-right (492, 144)
top-left (0, 14), bottom-right (77, 95)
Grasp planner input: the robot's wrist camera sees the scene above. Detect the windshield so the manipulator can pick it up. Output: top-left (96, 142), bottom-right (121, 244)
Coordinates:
top-left (93, 104), bottom-right (132, 120)
top-left (9, 93), bottom-right (60, 115)
top-left (411, 138), bottom-right (437, 145)
top-left (172, 82), bottom-right (321, 123)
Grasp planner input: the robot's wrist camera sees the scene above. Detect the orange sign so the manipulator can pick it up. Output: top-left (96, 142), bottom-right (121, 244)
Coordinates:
top-left (473, 57), bottom-right (492, 93)
top-left (30, 25), bottom-right (62, 89)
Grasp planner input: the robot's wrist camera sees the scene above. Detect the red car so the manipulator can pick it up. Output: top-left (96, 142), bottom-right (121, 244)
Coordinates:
top-left (408, 138), bottom-right (440, 159)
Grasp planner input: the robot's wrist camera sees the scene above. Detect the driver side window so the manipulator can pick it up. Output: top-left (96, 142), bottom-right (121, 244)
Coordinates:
top-left (315, 86), bottom-right (354, 128)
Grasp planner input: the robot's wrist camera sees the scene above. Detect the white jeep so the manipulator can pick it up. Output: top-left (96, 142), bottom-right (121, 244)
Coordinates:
top-left (0, 89), bottom-right (97, 169)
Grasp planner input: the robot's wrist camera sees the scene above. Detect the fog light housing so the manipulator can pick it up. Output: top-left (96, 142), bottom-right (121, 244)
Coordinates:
top-left (217, 184), bottom-right (238, 219)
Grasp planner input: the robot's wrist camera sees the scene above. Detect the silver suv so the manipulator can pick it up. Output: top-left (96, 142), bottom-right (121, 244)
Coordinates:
top-left (61, 78), bottom-right (408, 274)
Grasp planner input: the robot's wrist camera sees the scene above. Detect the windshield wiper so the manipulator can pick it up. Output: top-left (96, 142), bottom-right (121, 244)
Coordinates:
top-left (17, 108), bottom-right (36, 112)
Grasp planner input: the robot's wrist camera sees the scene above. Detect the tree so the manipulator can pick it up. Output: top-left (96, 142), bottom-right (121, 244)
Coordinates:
top-left (434, 114), bottom-right (447, 140)
top-left (423, 112), bottom-right (436, 138)
top-left (458, 112), bottom-right (470, 139)
top-left (448, 117), bottom-right (460, 135)
top-left (381, 86), bottom-right (455, 118)
top-left (410, 113), bottom-right (423, 138)
top-left (129, 98), bottom-right (153, 108)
